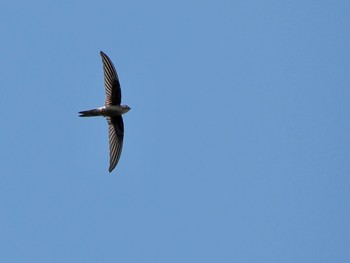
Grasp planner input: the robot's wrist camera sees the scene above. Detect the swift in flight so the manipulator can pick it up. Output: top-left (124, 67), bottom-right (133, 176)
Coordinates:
top-left (79, 51), bottom-right (130, 173)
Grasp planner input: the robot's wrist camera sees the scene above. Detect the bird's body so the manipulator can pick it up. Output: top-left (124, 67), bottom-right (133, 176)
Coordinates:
top-left (79, 105), bottom-right (130, 117)
top-left (79, 51), bottom-right (130, 173)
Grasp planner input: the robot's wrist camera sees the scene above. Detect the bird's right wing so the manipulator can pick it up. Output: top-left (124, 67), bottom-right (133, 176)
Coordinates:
top-left (100, 51), bottom-right (122, 106)
top-left (107, 116), bottom-right (124, 172)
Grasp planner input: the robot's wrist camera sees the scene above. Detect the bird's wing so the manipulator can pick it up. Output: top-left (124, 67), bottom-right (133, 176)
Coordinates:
top-left (100, 51), bottom-right (121, 106)
top-left (107, 116), bottom-right (124, 173)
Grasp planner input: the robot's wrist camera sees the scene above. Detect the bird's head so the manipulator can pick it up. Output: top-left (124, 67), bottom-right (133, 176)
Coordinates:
top-left (121, 105), bottom-right (131, 114)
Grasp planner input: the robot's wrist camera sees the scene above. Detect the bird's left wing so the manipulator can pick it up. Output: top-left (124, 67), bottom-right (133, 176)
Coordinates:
top-left (100, 51), bottom-right (122, 106)
top-left (107, 116), bottom-right (124, 172)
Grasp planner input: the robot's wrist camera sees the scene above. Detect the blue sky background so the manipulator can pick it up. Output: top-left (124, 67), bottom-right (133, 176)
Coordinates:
top-left (0, 0), bottom-right (349, 262)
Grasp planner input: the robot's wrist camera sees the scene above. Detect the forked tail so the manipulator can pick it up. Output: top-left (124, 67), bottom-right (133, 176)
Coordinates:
top-left (78, 108), bottom-right (102, 117)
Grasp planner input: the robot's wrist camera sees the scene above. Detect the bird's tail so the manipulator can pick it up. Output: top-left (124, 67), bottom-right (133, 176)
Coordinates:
top-left (78, 108), bottom-right (102, 117)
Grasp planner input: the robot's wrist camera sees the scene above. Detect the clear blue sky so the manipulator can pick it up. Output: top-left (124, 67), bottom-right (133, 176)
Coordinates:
top-left (0, 0), bottom-right (349, 262)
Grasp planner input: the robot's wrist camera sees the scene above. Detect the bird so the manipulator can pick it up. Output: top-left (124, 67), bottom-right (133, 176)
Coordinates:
top-left (79, 51), bottom-right (130, 173)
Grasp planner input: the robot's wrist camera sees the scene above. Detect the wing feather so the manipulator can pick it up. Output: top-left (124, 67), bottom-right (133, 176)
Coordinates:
top-left (107, 116), bottom-right (124, 172)
top-left (100, 51), bottom-right (121, 106)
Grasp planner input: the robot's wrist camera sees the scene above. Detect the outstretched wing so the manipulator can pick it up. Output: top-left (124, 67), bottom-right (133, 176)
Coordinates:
top-left (107, 116), bottom-right (124, 172)
top-left (100, 51), bottom-right (121, 106)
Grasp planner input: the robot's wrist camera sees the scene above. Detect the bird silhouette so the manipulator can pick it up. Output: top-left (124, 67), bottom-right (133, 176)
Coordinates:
top-left (79, 51), bottom-right (130, 173)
